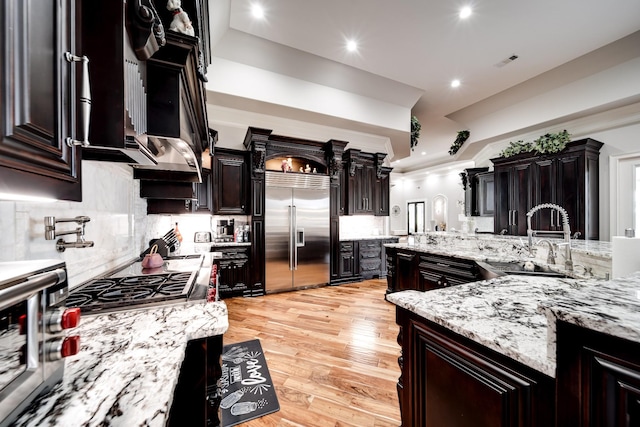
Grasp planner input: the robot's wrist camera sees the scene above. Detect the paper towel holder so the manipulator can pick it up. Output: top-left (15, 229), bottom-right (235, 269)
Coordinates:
top-left (625, 228), bottom-right (635, 238)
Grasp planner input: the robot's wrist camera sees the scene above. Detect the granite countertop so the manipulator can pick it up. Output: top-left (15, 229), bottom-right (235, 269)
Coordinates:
top-left (339, 235), bottom-right (399, 241)
top-left (14, 301), bottom-right (229, 427)
top-left (386, 272), bottom-right (640, 378)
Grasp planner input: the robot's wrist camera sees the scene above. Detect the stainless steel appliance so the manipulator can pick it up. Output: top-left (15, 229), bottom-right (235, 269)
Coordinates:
top-left (265, 172), bottom-right (330, 292)
top-left (0, 260), bottom-right (81, 427)
top-left (65, 255), bottom-right (211, 314)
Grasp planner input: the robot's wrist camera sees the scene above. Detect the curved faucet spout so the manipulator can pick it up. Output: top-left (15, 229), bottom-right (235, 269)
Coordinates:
top-left (526, 203), bottom-right (573, 272)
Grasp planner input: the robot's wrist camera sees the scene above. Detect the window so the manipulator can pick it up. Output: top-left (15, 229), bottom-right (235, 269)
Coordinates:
top-left (407, 201), bottom-right (425, 234)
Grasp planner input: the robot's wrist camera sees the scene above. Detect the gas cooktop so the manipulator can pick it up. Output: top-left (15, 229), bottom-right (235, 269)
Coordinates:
top-left (66, 255), bottom-right (205, 314)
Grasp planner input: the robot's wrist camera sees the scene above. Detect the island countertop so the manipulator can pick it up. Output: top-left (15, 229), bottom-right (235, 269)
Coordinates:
top-left (386, 272), bottom-right (640, 378)
top-left (13, 301), bottom-right (228, 427)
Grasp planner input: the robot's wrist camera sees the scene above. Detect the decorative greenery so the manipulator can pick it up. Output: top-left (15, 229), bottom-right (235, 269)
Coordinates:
top-left (449, 130), bottom-right (470, 155)
top-left (499, 130), bottom-right (571, 158)
top-left (410, 116), bottom-right (421, 150)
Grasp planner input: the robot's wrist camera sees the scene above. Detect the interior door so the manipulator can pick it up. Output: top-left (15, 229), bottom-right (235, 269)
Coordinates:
top-left (292, 187), bottom-right (330, 288)
top-left (265, 187), bottom-right (293, 292)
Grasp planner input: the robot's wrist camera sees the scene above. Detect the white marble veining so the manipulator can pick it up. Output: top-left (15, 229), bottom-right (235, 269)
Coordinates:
top-left (13, 301), bottom-right (228, 427)
top-left (386, 271), bottom-right (640, 378)
top-left (386, 231), bottom-right (612, 279)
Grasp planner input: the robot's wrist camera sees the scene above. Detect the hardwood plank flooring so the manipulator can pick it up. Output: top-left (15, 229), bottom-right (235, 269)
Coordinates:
top-left (222, 279), bottom-right (401, 427)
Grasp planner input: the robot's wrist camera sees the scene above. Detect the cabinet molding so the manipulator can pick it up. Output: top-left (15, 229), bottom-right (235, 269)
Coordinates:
top-left (0, 0), bottom-right (82, 201)
top-left (491, 138), bottom-right (603, 239)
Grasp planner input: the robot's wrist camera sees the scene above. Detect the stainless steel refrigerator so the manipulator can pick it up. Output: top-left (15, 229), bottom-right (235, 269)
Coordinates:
top-left (265, 171), bottom-right (330, 292)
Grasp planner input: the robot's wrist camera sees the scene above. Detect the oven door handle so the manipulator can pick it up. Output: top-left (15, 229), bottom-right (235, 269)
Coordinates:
top-left (0, 269), bottom-right (67, 310)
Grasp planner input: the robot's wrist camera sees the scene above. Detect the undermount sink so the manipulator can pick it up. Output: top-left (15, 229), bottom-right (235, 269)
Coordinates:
top-left (476, 260), bottom-right (567, 279)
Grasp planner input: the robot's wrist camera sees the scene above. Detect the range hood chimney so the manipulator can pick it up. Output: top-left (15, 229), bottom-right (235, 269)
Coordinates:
top-left (132, 32), bottom-right (210, 183)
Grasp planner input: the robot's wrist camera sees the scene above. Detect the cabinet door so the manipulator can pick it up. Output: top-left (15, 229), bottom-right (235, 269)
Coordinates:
top-left (555, 154), bottom-right (582, 236)
top-left (395, 252), bottom-right (416, 291)
top-left (532, 159), bottom-right (556, 231)
top-left (477, 172), bottom-right (494, 217)
top-left (213, 151), bottom-right (248, 214)
top-left (404, 319), bottom-right (554, 427)
top-left (374, 170), bottom-right (391, 216)
top-left (557, 322), bottom-right (640, 427)
top-left (194, 170), bottom-right (213, 213)
top-left (511, 163), bottom-right (531, 236)
top-left (0, 0), bottom-right (82, 201)
top-left (339, 242), bottom-right (356, 278)
top-left (493, 166), bottom-right (511, 234)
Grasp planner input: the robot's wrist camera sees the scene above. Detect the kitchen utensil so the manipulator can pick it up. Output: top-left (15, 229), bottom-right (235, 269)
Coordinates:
top-left (141, 244), bottom-right (164, 269)
top-left (140, 239), bottom-right (169, 258)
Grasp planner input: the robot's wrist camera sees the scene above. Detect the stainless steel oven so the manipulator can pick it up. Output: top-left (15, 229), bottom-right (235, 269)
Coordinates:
top-left (0, 260), bottom-right (81, 427)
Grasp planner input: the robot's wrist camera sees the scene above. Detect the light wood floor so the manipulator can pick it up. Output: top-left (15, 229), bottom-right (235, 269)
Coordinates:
top-left (223, 279), bottom-right (402, 427)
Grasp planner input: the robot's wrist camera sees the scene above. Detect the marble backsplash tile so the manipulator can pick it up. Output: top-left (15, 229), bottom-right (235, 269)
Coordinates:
top-left (1, 161), bottom-right (144, 287)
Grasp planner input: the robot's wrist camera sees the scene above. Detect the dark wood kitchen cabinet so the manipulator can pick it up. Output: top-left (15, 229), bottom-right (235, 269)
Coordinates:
top-left (359, 240), bottom-right (383, 279)
top-left (339, 241), bottom-right (357, 280)
top-left (0, 0), bottom-right (82, 201)
top-left (168, 335), bottom-right (222, 427)
top-left (342, 150), bottom-right (391, 216)
top-left (213, 148), bottom-right (249, 215)
top-left (462, 167), bottom-right (489, 217)
top-left (142, 169), bottom-right (213, 214)
top-left (417, 253), bottom-right (480, 291)
top-left (491, 139), bottom-right (602, 239)
top-left (214, 246), bottom-right (250, 299)
top-left (556, 321), bottom-right (640, 427)
top-left (386, 248), bottom-right (480, 293)
top-left (396, 307), bottom-right (555, 427)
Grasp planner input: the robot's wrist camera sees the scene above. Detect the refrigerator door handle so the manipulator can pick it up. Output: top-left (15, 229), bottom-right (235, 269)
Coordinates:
top-left (288, 205), bottom-right (294, 271)
top-left (292, 205), bottom-right (298, 270)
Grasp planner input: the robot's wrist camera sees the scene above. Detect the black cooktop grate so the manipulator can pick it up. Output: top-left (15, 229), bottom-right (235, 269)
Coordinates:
top-left (66, 271), bottom-right (194, 314)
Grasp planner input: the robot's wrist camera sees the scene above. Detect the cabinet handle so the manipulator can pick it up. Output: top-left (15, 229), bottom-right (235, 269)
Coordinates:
top-left (550, 211), bottom-right (555, 227)
top-left (65, 53), bottom-right (91, 147)
top-left (512, 210), bottom-right (517, 226)
top-left (508, 210), bottom-right (512, 226)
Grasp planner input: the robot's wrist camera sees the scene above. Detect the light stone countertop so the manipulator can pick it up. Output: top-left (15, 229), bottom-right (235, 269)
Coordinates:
top-left (386, 272), bottom-right (640, 379)
top-left (13, 301), bottom-right (228, 427)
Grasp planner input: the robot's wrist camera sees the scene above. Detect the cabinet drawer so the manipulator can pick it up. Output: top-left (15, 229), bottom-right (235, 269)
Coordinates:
top-left (340, 242), bottom-right (354, 252)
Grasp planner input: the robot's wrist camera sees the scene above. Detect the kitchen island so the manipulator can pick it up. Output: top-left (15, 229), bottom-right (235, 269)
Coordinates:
top-left (13, 301), bottom-right (228, 427)
top-left (386, 269), bottom-right (640, 426)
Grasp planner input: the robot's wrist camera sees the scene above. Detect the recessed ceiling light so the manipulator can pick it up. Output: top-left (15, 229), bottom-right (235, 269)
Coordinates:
top-left (459, 6), bottom-right (472, 19)
top-left (451, 79), bottom-right (461, 88)
top-left (346, 39), bottom-right (358, 52)
top-left (251, 3), bottom-right (265, 19)
top-left (421, 151), bottom-right (426, 155)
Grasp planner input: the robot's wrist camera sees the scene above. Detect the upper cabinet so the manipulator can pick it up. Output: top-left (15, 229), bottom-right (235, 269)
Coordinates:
top-left (342, 150), bottom-right (391, 216)
top-left (491, 138), bottom-right (603, 239)
top-left (213, 148), bottom-right (249, 215)
top-left (82, 0), bottom-right (211, 183)
top-left (0, 0), bottom-right (82, 201)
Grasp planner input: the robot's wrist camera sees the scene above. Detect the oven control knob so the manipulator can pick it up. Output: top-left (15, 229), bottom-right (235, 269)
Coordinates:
top-left (45, 335), bottom-right (80, 361)
top-left (45, 307), bottom-right (81, 333)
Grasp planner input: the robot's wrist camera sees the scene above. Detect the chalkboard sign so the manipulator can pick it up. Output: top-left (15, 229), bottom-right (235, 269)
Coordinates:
top-left (220, 339), bottom-right (280, 426)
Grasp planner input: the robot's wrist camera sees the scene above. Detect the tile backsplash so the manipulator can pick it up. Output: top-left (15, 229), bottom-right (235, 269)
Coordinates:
top-left (1, 161), bottom-right (145, 287)
top-left (339, 215), bottom-right (390, 239)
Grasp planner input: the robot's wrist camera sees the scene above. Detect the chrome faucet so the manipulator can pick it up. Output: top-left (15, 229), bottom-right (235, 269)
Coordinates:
top-left (526, 203), bottom-right (573, 272)
top-left (44, 216), bottom-right (95, 252)
top-left (534, 239), bottom-right (556, 264)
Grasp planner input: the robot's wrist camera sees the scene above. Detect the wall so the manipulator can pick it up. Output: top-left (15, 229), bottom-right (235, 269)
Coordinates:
top-left (0, 161), bottom-right (146, 287)
top-left (389, 114), bottom-right (640, 240)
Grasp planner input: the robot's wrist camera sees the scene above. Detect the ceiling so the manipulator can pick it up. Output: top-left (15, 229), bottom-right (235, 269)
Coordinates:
top-left (207, 0), bottom-right (640, 171)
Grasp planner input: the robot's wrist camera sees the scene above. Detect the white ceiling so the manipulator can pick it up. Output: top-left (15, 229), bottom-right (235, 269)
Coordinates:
top-left (207, 0), bottom-right (640, 171)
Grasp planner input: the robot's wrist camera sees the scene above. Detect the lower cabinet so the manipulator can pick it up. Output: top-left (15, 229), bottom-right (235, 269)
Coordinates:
top-left (214, 246), bottom-right (250, 298)
top-left (556, 321), bottom-right (640, 427)
top-left (332, 238), bottom-right (398, 285)
top-left (418, 253), bottom-right (480, 291)
top-left (339, 241), bottom-right (357, 279)
top-left (387, 248), bottom-right (481, 293)
top-left (359, 240), bottom-right (383, 279)
top-left (168, 335), bottom-right (223, 427)
top-left (396, 308), bottom-right (555, 427)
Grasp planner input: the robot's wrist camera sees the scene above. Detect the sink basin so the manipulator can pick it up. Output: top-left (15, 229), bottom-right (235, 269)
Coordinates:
top-left (476, 261), bottom-right (566, 279)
